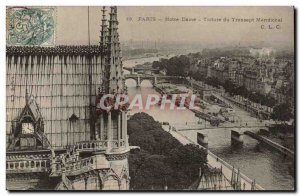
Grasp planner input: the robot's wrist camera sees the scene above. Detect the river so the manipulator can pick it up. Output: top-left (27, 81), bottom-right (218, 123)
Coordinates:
top-left (123, 57), bottom-right (294, 190)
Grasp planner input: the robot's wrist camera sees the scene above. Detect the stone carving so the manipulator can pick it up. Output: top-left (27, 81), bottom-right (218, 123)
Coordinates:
top-left (6, 45), bottom-right (104, 56)
top-left (106, 152), bottom-right (129, 161)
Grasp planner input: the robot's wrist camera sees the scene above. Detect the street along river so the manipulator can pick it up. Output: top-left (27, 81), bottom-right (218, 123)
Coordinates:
top-left (123, 57), bottom-right (294, 190)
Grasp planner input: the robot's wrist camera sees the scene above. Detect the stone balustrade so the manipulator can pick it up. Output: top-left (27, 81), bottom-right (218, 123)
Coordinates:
top-left (111, 139), bottom-right (126, 148)
top-left (65, 156), bottom-right (95, 173)
top-left (6, 159), bottom-right (50, 173)
top-left (51, 156), bottom-right (95, 176)
top-left (7, 138), bottom-right (128, 176)
top-left (50, 139), bottom-right (127, 176)
top-left (70, 140), bottom-right (126, 152)
top-left (73, 140), bottom-right (108, 151)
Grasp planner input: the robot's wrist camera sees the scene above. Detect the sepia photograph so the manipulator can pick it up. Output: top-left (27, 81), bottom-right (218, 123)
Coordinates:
top-left (5, 5), bottom-right (295, 191)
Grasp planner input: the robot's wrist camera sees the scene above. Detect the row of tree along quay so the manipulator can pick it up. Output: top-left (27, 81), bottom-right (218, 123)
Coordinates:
top-left (127, 112), bottom-right (208, 190)
top-left (151, 49), bottom-right (294, 151)
top-left (153, 54), bottom-right (292, 108)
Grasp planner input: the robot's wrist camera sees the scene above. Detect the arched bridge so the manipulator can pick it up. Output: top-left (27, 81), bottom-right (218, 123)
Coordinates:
top-left (124, 74), bottom-right (184, 87)
top-left (123, 67), bottom-right (160, 75)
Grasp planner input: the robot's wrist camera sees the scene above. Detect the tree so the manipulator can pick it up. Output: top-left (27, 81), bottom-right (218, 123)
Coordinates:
top-left (129, 152), bottom-right (173, 190)
top-left (223, 80), bottom-right (237, 95)
top-left (167, 144), bottom-right (208, 189)
top-left (265, 97), bottom-right (276, 108)
top-left (129, 131), bottom-right (157, 154)
top-left (147, 129), bottom-right (181, 155)
top-left (127, 112), bottom-right (208, 190)
top-left (271, 103), bottom-right (293, 122)
top-left (127, 112), bottom-right (162, 135)
top-left (152, 61), bottom-right (162, 69)
top-left (164, 55), bottom-right (191, 76)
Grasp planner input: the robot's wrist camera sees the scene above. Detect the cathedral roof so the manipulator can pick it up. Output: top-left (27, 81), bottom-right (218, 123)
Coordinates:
top-left (6, 47), bottom-right (104, 148)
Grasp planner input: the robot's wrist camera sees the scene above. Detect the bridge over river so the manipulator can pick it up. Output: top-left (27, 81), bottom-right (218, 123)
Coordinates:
top-left (161, 125), bottom-right (264, 190)
top-left (169, 122), bottom-right (294, 158)
top-left (124, 74), bottom-right (183, 87)
top-left (169, 121), bottom-right (269, 131)
top-left (123, 67), bottom-right (160, 74)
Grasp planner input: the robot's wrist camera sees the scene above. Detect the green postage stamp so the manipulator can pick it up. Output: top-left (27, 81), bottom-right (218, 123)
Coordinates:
top-left (6, 7), bottom-right (55, 46)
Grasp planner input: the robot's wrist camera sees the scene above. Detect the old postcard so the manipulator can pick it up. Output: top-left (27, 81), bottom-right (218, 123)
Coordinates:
top-left (6, 6), bottom-right (295, 191)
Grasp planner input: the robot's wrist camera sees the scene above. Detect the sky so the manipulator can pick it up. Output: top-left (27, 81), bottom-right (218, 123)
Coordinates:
top-left (8, 6), bottom-right (295, 47)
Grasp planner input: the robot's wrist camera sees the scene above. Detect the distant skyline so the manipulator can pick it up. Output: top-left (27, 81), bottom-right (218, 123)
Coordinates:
top-left (7, 6), bottom-right (294, 48)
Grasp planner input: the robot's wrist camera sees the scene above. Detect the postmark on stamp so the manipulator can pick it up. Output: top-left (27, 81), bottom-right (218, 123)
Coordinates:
top-left (7, 7), bottom-right (56, 46)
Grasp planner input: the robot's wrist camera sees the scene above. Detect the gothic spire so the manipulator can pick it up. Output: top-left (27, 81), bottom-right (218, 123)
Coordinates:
top-left (107, 6), bottom-right (123, 93)
top-left (100, 6), bottom-right (108, 49)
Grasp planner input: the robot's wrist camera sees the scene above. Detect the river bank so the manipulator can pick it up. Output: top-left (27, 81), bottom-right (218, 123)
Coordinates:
top-left (124, 57), bottom-right (295, 190)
